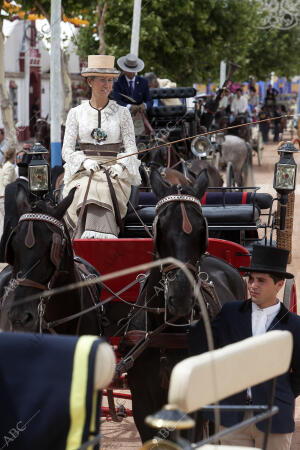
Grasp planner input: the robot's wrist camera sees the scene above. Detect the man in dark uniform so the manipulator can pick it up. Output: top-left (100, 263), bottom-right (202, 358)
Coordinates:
top-left (188, 245), bottom-right (300, 450)
top-left (0, 147), bottom-right (32, 262)
top-left (112, 53), bottom-right (152, 111)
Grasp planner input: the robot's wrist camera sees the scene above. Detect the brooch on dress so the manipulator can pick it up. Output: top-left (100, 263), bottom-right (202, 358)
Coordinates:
top-left (91, 128), bottom-right (107, 142)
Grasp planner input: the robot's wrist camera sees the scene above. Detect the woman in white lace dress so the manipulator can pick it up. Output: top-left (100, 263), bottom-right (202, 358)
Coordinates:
top-left (62, 55), bottom-right (141, 239)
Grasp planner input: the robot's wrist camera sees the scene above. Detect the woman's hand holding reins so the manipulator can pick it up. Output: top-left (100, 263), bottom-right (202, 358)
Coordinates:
top-left (108, 163), bottom-right (124, 179)
top-left (83, 159), bottom-right (100, 173)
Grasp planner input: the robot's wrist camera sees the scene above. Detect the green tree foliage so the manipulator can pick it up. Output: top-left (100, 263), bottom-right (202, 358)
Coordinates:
top-left (17, 0), bottom-right (300, 84)
top-left (75, 0), bottom-right (261, 83)
top-left (245, 26), bottom-right (300, 80)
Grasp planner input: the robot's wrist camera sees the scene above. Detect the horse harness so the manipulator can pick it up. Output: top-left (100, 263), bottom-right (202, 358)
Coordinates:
top-left (152, 191), bottom-right (220, 322)
top-left (5, 212), bottom-right (100, 333)
top-left (118, 191), bottom-right (221, 374)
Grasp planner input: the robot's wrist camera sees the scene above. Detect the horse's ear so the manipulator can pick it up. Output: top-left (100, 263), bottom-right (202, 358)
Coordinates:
top-left (150, 168), bottom-right (170, 199)
top-left (193, 169), bottom-right (209, 199)
top-left (16, 185), bottom-right (31, 217)
top-left (52, 186), bottom-right (76, 220)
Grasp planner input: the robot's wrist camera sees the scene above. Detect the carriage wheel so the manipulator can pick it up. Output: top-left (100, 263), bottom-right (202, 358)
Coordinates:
top-left (212, 151), bottom-right (220, 171)
top-left (226, 162), bottom-right (236, 188)
top-left (283, 278), bottom-right (297, 313)
top-left (257, 132), bottom-right (264, 166)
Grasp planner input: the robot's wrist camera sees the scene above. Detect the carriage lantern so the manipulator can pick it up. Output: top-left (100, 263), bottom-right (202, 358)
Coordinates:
top-left (273, 141), bottom-right (299, 229)
top-left (191, 136), bottom-right (212, 158)
top-left (28, 142), bottom-right (50, 196)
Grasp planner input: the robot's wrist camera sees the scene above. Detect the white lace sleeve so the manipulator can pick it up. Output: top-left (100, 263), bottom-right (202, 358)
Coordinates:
top-left (62, 108), bottom-right (85, 184)
top-left (119, 107), bottom-right (141, 186)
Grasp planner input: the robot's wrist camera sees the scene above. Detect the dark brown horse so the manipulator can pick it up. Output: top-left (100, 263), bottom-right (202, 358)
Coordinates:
top-left (150, 145), bottom-right (223, 188)
top-left (123, 169), bottom-right (246, 442)
top-left (0, 187), bottom-right (101, 335)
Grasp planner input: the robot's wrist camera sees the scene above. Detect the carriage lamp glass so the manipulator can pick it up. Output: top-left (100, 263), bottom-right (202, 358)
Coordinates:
top-left (274, 163), bottom-right (296, 191)
top-left (191, 136), bottom-right (211, 158)
top-left (273, 142), bottom-right (298, 193)
top-left (28, 142), bottom-right (50, 193)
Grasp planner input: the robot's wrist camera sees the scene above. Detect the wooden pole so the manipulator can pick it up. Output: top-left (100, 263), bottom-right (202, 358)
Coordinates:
top-left (50, 0), bottom-right (62, 167)
top-left (130, 0), bottom-right (142, 57)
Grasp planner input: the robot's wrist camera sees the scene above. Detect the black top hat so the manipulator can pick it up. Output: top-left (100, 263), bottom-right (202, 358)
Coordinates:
top-left (239, 245), bottom-right (293, 279)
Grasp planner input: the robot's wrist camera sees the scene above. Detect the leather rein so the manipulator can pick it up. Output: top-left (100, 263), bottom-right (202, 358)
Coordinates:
top-left (8, 213), bottom-right (162, 333)
top-left (156, 192), bottom-right (210, 325)
top-left (117, 192), bottom-right (210, 374)
top-left (9, 213), bottom-right (68, 333)
top-left (15, 213), bottom-right (66, 291)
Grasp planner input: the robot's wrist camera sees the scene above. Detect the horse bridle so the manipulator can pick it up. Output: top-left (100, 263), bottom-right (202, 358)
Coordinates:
top-left (7, 213), bottom-right (67, 332)
top-left (154, 190), bottom-right (209, 325)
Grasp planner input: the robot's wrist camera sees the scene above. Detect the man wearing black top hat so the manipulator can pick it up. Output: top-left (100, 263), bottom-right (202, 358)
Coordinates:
top-left (188, 245), bottom-right (300, 449)
top-left (112, 53), bottom-right (152, 111)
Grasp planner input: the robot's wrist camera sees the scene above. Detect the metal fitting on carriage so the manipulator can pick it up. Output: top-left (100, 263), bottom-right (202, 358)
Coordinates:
top-left (136, 273), bottom-right (148, 283)
top-left (37, 299), bottom-right (46, 333)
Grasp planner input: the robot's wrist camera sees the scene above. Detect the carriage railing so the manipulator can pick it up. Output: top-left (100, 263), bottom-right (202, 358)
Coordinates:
top-left (198, 186), bottom-right (279, 248)
top-left (124, 186), bottom-right (275, 249)
top-left (157, 380), bottom-right (278, 450)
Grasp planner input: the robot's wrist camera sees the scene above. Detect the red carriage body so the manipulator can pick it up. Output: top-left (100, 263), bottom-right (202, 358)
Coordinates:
top-left (73, 238), bottom-right (252, 302)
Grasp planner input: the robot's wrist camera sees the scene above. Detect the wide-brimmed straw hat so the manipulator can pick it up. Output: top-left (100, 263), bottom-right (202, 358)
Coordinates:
top-left (117, 53), bottom-right (144, 73)
top-left (239, 245), bottom-right (293, 279)
top-left (81, 55), bottom-right (120, 78)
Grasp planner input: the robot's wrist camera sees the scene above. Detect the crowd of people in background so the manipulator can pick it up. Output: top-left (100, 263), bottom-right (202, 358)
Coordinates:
top-left (209, 82), bottom-right (289, 143)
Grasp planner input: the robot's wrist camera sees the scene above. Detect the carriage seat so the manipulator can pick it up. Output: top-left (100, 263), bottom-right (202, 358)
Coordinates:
top-left (168, 331), bottom-right (292, 412)
top-left (142, 332), bottom-right (292, 449)
top-left (123, 204), bottom-right (260, 238)
top-left (201, 192), bottom-right (273, 210)
top-left (138, 191), bottom-right (272, 210)
top-left (163, 331), bottom-right (292, 445)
